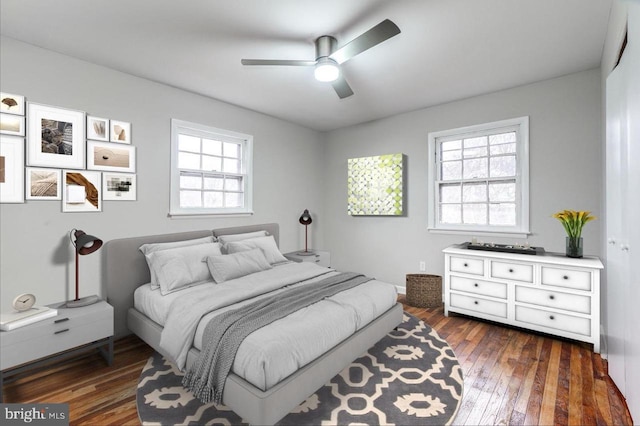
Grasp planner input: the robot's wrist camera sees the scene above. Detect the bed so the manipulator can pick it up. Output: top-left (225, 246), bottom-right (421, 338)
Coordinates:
top-left (105, 223), bottom-right (403, 425)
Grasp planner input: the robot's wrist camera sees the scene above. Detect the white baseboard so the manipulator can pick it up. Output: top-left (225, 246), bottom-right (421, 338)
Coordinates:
top-left (395, 285), bottom-right (406, 295)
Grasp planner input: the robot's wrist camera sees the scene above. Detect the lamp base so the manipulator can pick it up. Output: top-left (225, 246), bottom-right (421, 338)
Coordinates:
top-left (296, 250), bottom-right (316, 256)
top-left (66, 295), bottom-right (100, 308)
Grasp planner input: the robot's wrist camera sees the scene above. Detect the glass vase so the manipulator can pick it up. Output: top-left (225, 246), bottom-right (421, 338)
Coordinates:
top-left (566, 236), bottom-right (583, 258)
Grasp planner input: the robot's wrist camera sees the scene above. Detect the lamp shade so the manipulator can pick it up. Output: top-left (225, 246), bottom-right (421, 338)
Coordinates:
top-left (299, 209), bottom-right (313, 225)
top-left (73, 230), bottom-right (103, 255)
top-left (68, 229), bottom-right (103, 308)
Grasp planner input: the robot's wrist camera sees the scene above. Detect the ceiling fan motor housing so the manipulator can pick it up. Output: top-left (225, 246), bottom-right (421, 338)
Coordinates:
top-left (315, 35), bottom-right (337, 60)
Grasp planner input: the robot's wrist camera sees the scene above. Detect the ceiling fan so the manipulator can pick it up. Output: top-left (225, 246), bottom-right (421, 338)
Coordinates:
top-left (241, 19), bottom-right (401, 99)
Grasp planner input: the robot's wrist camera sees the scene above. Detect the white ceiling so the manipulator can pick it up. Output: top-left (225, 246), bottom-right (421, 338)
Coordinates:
top-left (0, 0), bottom-right (612, 131)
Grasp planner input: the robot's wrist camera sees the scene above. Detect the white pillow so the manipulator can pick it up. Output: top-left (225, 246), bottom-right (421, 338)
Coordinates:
top-left (217, 230), bottom-right (268, 245)
top-left (140, 235), bottom-right (215, 289)
top-left (206, 248), bottom-right (272, 284)
top-left (225, 235), bottom-right (288, 265)
top-left (139, 235), bottom-right (215, 255)
top-left (146, 242), bottom-right (222, 295)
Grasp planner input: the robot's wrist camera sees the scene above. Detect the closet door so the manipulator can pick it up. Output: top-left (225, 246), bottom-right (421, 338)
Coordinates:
top-left (606, 3), bottom-right (640, 421)
top-left (605, 57), bottom-right (627, 394)
top-left (623, 2), bottom-right (640, 420)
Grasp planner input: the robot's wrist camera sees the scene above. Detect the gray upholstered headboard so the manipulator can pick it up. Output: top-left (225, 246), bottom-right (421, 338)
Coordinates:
top-left (105, 223), bottom-right (279, 337)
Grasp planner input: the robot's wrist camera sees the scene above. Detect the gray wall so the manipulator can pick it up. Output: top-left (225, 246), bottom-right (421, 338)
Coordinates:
top-left (322, 68), bottom-right (603, 288)
top-left (0, 36), bottom-right (326, 310)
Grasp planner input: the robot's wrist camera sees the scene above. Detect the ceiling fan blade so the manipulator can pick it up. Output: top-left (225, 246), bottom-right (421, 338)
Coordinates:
top-left (241, 59), bottom-right (316, 66)
top-left (332, 75), bottom-right (354, 99)
top-left (329, 19), bottom-right (401, 64)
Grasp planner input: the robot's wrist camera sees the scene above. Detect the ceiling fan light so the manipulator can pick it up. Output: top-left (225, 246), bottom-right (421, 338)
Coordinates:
top-left (314, 58), bottom-right (340, 82)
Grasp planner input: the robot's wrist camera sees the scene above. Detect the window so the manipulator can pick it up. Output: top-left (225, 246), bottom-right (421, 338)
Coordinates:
top-left (170, 119), bottom-right (253, 216)
top-left (427, 116), bottom-right (529, 236)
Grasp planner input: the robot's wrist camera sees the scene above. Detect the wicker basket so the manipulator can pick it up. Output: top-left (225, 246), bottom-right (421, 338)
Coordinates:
top-left (406, 274), bottom-right (442, 308)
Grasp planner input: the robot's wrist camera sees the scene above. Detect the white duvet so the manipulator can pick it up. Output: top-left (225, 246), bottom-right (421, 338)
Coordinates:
top-left (135, 262), bottom-right (397, 391)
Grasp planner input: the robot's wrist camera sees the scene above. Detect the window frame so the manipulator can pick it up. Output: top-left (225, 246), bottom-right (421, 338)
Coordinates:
top-left (169, 119), bottom-right (253, 217)
top-left (427, 116), bottom-right (530, 237)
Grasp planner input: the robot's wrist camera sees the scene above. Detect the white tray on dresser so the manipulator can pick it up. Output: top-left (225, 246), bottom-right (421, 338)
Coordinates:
top-left (443, 244), bottom-right (604, 352)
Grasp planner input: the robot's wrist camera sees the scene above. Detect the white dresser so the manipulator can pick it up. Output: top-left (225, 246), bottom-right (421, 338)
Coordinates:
top-left (443, 244), bottom-right (603, 352)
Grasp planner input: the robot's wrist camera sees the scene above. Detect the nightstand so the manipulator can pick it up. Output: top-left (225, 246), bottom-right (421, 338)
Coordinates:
top-left (0, 300), bottom-right (114, 401)
top-left (284, 250), bottom-right (331, 267)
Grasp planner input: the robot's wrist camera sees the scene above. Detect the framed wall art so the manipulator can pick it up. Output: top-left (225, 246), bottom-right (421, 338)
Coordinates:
top-left (87, 116), bottom-right (109, 141)
top-left (103, 173), bottom-right (136, 201)
top-left (26, 167), bottom-right (62, 200)
top-left (27, 103), bottom-right (86, 169)
top-left (0, 113), bottom-right (25, 136)
top-left (110, 120), bottom-right (131, 144)
top-left (0, 92), bottom-right (25, 115)
top-left (87, 141), bottom-right (136, 173)
top-left (347, 153), bottom-right (406, 216)
top-left (0, 136), bottom-right (25, 203)
top-left (62, 170), bottom-right (102, 212)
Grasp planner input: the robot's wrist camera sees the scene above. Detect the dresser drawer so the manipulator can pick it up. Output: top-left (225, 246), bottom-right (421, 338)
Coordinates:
top-left (515, 305), bottom-right (591, 336)
top-left (449, 256), bottom-right (484, 276)
top-left (450, 293), bottom-right (507, 318)
top-left (541, 266), bottom-right (591, 291)
top-left (450, 276), bottom-right (507, 299)
top-left (515, 285), bottom-right (591, 315)
top-left (490, 261), bottom-right (533, 283)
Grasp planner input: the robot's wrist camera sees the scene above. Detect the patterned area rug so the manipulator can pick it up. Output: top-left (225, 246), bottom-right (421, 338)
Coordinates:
top-left (137, 312), bottom-right (463, 425)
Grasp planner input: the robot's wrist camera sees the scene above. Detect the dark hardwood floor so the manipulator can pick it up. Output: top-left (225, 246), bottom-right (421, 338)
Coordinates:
top-left (2, 298), bottom-right (633, 425)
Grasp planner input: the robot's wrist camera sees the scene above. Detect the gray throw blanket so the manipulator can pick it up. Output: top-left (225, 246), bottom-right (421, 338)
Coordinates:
top-left (182, 272), bottom-right (372, 404)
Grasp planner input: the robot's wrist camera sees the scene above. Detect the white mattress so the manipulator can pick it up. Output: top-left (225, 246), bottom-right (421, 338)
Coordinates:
top-left (134, 264), bottom-right (397, 391)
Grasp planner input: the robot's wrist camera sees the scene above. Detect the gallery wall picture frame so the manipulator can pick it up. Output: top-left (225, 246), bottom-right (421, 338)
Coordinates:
top-left (103, 172), bottom-right (137, 201)
top-left (62, 170), bottom-right (102, 212)
top-left (0, 113), bottom-right (25, 136)
top-left (26, 167), bottom-right (62, 200)
top-left (0, 135), bottom-right (25, 203)
top-left (87, 116), bottom-right (110, 141)
top-left (110, 120), bottom-right (131, 144)
top-left (27, 103), bottom-right (86, 169)
top-left (87, 140), bottom-right (136, 173)
top-left (0, 92), bottom-right (25, 115)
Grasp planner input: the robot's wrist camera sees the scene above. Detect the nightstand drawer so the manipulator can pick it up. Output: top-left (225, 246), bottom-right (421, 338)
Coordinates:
top-left (0, 301), bottom-right (113, 371)
top-left (450, 293), bottom-right (507, 318)
top-left (449, 256), bottom-right (484, 276)
top-left (490, 261), bottom-right (533, 283)
top-left (450, 276), bottom-right (507, 299)
top-left (515, 305), bottom-right (591, 336)
top-left (541, 266), bottom-right (591, 291)
top-left (515, 285), bottom-right (591, 314)
top-left (1, 319), bottom-right (112, 370)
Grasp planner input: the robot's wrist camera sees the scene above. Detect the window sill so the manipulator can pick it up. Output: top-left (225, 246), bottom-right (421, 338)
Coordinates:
top-left (427, 228), bottom-right (530, 239)
top-left (168, 211), bottom-right (254, 219)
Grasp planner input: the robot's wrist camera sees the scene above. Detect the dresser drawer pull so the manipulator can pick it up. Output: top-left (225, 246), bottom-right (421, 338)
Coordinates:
top-left (549, 315), bottom-right (555, 320)
top-left (54, 317), bottom-right (70, 324)
top-left (474, 301), bottom-right (479, 305)
top-left (563, 275), bottom-right (569, 280)
top-left (509, 268), bottom-right (514, 273)
top-left (54, 328), bottom-right (70, 335)
top-left (549, 295), bottom-right (555, 300)
top-left (464, 263), bottom-right (468, 267)
top-left (474, 283), bottom-right (479, 287)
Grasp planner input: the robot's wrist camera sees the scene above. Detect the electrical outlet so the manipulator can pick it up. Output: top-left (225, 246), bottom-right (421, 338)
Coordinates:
top-left (419, 261), bottom-right (426, 271)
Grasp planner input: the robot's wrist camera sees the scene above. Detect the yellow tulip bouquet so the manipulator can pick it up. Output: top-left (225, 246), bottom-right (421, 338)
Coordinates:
top-left (553, 210), bottom-right (596, 257)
